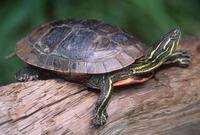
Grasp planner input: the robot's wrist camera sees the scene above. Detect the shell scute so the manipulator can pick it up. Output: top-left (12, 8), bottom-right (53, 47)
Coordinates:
top-left (41, 26), bottom-right (71, 52)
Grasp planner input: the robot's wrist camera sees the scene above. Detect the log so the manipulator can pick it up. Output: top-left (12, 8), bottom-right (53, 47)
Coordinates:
top-left (0, 38), bottom-right (200, 135)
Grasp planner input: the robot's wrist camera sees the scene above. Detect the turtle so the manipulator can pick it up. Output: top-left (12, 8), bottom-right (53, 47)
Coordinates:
top-left (15, 19), bottom-right (191, 128)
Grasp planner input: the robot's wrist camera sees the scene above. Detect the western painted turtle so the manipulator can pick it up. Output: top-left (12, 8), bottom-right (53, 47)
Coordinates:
top-left (15, 19), bottom-right (191, 127)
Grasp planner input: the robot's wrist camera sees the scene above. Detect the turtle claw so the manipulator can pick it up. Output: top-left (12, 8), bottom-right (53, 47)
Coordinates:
top-left (92, 110), bottom-right (108, 128)
top-left (16, 67), bottom-right (39, 82)
top-left (92, 113), bottom-right (107, 128)
top-left (178, 50), bottom-right (191, 58)
top-left (176, 49), bottom-right (187, 54)
top-left (175, 50), bottom-right (191, 67)
top-left (177, 58), bottom-right (191, 67)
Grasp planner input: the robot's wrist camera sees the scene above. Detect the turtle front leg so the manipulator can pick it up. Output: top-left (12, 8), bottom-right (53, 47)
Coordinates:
top-left (16, 66), bottom-right (41, 82)
top-left (164, 49), bottom-right (191, 67)
top-left (91, 75), bottom-right (113, 128)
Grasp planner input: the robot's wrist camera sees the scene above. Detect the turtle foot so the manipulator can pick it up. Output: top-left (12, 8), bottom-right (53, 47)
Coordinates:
top-left (16, 67), bottom-right (39, 82)
top-left (175, 49), bottom-right (191, 67)
top-left (92, 111), bottom-right (108, 128)
top-left (165, 49), bottom-right (191, 67)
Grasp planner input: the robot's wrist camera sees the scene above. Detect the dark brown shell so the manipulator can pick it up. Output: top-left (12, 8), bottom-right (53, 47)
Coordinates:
top-left (16, 19), bottom-right (144, 74)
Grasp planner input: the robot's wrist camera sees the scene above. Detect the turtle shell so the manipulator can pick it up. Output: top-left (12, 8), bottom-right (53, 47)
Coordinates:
top-left (16, 19), bottom-right (144, 74)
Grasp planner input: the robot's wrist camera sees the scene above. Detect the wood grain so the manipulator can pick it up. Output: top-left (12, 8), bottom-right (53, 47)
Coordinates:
top-left (0, 38), bottom-right (200, 135)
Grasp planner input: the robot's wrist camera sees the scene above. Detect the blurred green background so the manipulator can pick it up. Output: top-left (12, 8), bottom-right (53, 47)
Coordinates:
top-left (0, 0), bottom-right (200, 85)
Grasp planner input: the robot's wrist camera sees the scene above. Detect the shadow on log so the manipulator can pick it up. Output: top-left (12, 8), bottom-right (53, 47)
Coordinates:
top-left (0, 38), bottom-right (200, 135)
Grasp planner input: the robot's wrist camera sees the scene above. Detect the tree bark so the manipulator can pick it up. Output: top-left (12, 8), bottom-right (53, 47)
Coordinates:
top-left (0, 38), bottom-right (200, 135)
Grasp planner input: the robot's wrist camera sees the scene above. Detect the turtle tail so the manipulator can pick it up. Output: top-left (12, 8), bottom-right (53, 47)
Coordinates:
top-left (5, 51), bottom-right (16, 59)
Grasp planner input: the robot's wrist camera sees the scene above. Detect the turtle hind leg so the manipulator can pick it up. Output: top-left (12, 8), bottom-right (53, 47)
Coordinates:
top-left (164, 49), bottom-right (191, 67)
top-left (15, 66), bottom-right (41, 82)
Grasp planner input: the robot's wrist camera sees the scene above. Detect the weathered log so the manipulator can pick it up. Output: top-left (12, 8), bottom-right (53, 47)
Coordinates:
top-left (0, 38), bottom-right (200, 135)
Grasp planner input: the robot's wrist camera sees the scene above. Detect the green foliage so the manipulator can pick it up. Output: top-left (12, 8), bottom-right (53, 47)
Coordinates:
top-left (0, 0), bottom-right (200, 85)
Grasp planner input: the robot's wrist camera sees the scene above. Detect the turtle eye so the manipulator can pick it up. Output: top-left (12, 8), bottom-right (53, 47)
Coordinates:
top-left (170, 29), bottom-right (181, 39)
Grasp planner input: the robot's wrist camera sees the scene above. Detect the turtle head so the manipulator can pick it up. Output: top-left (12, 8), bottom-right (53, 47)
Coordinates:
top-left (162, 28), bottom-right (181, 49)
top-left (165, 28), bottom-right (181, 39)
top-left (145, 28), bottom-right (181, 61)
top-left (131, 29), bottom-right (182, 75)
